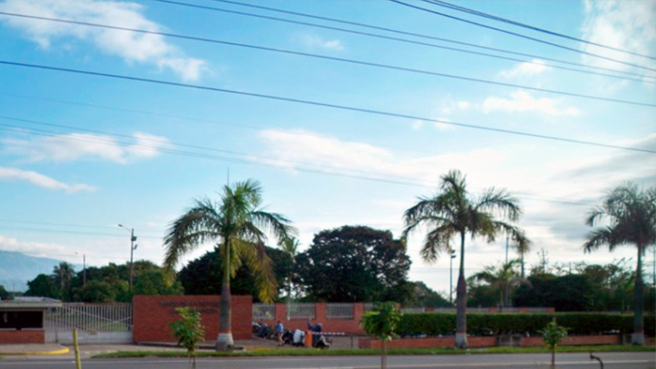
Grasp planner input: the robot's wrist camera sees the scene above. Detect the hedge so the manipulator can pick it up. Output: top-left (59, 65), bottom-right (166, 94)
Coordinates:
top-left (397, 313), bottom-right (655, 337)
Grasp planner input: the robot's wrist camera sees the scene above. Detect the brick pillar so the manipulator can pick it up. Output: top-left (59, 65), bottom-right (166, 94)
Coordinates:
top-left (315, 302), bottom-right (327, 325)
top-left (354, 303), bottom-right (365, 333)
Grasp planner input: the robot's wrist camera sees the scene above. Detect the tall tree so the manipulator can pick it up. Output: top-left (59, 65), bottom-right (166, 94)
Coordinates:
top-left (163, 179), bottom-right (294, 350)
top-left (53, 262), bottom-right (75, 301)
top-left (583, 182), bottom-right (656, 345)
top-left (403, 170), bottom-right (529, 348)
top-left (295, 226), bottom-right (412, 303)
top-left (178, 246), bottom-right (293, 300)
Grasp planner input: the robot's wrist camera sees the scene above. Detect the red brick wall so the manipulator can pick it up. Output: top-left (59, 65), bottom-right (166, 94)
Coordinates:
top-left (0, 330), bottom-right (44, 344)
top-left (521, 335), bottom-right (620, 347)
top-left (133, 295), bottom-right (252, 342)
top-left (360, 336), bottom-right (496, 349)
top-left (260, 303), bottom-right (365, 334)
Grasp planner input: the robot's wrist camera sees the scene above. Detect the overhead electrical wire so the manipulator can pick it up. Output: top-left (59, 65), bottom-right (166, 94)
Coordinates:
top-left (0, 121), bottom-right (600, 207)
top-left (1, 60), bottom-right (654, 154)
top-left (391, 0), bottom-right (656, 73)
top-left (151, 0), bottom-right (655, 82)
top-left (0, 92), bottom-right (439, 157)
top-left (0, 225), bottom-right (161, 239)
top-left (425, 0), bottom-right (656, 60)
top-left (0, 115), bottom-right (437, 185)
top-left (1, 13), bottom-right (654, 103)
top-left (0, 218), bottom-right (164, 235)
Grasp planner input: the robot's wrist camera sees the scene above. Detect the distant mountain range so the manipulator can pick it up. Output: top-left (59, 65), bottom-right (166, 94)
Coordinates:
top-left (0, 250), bottom-right (67, 292)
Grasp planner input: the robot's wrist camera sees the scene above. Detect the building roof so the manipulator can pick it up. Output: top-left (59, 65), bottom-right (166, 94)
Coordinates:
top-left (0, 297), bottom-right (62, 309)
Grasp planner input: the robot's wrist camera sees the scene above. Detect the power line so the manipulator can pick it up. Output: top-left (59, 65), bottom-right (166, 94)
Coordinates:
top-left (0, 219), bottom-right (164, 235)
top-left (0, 92), bottom-right (438, 157)
top-left (0, 124), bottom-right (436, 189)
top-left (2, 60), bottom-right (654, 154)
top-left (392, 0), bottom-right (656, 73)
top-left (425, 0), bottom-right (655, 61)
top-left (2, 12), bottom-right (653, 104)
top-left (151, 0), bottom-right (655, 82)
top-left (0, 119), bottom-right (629, 208)
top-left (0, 225), bottom-right (161, 239)
top-left (0, 115), bottom-right (438, 185)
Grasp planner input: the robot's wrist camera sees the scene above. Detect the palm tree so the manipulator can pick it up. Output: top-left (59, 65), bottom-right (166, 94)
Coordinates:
top-left (164, 179), bottom-right (295, 350)
top-left (403, 170), bottom-right (529, 348)
top-left (472, 260), bottom-right (526, 308)
top-left (583, 182), bottom-right (655, 345)
top-left (280, 237), bottom-right (299, 320)
top-left (52, 262), bottom-right (74, 301)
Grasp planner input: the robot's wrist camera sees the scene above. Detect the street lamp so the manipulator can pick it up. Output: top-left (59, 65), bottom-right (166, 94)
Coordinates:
top-left (450, 249), bottom-right (456, 306)
top-left (75, 252), bottom-right (86, 286)
top-left (118, 224), bottom-right (138, 290)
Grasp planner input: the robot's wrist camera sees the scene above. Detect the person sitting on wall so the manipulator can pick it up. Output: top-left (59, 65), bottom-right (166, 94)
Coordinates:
top-left (293, 329), bottom-right (305, 347)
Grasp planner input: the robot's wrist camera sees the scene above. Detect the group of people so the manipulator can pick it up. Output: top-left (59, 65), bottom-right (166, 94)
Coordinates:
top-left (274, 319), bottom-right (323, 346)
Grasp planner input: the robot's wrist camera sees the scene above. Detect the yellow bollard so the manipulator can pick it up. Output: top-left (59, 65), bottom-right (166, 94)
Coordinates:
top-left (73, 328), bottom-right (82, 369)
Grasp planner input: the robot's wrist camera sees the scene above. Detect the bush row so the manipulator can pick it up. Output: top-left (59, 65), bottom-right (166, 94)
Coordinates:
top-left (397, 313), bottom-right (656, 337)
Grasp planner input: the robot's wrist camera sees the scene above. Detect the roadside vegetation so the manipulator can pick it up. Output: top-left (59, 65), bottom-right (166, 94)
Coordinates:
top-left (92, 345), bottom-right (656, 359)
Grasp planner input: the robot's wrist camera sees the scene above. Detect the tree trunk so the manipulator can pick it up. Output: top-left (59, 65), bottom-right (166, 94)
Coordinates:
top-left (632, 244), bottom-right (645, 345)
top-left (216, 242), bottom-right (234, 350)
top-left (381, 339), bottom-right (387, 369)
top-left (455, 231), bottom-right (468, 349)
top-left (550, 347), bottom-right (555, 369)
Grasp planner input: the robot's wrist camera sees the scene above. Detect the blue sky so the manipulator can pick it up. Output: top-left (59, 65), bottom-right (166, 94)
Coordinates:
top-left (0, 0), bottom-right (654, 293)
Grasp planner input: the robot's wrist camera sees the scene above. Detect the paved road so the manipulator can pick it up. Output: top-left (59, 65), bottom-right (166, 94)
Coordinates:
top-left (1, 352), bottom-right (654, 369)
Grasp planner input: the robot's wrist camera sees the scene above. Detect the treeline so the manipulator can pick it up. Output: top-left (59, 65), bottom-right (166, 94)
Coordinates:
top-left (13, 224), bottom-right (655, 311)
top-left (180, 225), bottom-right (449, 307)
top-left (22, 260), bottom-right (182, 302)
top-left (467, 258), bottom-right (656, 312)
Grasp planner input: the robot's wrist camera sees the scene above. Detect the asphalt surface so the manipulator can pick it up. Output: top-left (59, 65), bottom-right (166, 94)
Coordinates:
top-left (1, 352), bottom-right (655, 369)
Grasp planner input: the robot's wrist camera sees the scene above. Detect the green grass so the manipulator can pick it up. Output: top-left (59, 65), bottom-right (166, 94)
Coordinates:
top-left (92, 345), bottom-right (656, 359)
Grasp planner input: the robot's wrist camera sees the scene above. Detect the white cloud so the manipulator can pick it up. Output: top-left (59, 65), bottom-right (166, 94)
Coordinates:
top-left (258, 129), bottom-right (506, 182)
top-left (299, 34), bottom-right (344, 51)
top-left (0, 166), bottom-right (96, 193)
top-left (580, 0), bottom-right (656, 73)
top-left (2, 131), bottom-right (168, 164)
top-left (0, 0), bottom-right (208, 81)
top-left (411, 120), bottom-right (424, 130)
top-left (498, 59), bottom-right (551, 79)
top-left (482, 90), bottom-right (580, 116)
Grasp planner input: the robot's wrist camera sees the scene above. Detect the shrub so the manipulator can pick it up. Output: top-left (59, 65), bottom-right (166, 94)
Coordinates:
top-left (397, 313), bottom-right (655, 337)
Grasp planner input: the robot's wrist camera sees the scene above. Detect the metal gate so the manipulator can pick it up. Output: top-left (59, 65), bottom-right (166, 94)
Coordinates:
top-left (45, 303), bottom-right (133, 344)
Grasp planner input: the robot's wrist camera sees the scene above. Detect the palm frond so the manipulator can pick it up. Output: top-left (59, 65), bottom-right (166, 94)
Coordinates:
top-left (237, 240), bottom-right (277, 303)
top-left (250, 210), bottom-right (296, 243)
top-left (475, 188), bottom-right (522, 221)
top-left (163, 198), bottom-right (223, 271)
top-left (420, 225), bottom-right (456, 263)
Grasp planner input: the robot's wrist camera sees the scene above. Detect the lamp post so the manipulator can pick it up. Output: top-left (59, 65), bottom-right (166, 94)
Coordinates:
top-left (75, 252), bottom-right (86, 286)
top-left (118, 224), bottom-right (137, 290)
top-left (449, 249), bottom-right (456, 306)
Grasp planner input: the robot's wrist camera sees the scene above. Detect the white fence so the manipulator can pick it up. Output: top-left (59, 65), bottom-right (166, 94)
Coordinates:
top-left (45, 303), bottom-right (132, 344)
top-left (253, 303), bottom-right (276, 320)
top-left (326, 303), bottom-right (354, 319)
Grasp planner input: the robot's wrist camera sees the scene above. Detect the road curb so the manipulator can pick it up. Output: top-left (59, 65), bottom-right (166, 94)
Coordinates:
top-left (0, 347), bottom-right (70, 356)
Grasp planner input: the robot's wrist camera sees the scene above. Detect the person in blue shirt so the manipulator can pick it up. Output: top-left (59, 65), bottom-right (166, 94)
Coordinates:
top-left (275, 320), bottom-right (284, 346)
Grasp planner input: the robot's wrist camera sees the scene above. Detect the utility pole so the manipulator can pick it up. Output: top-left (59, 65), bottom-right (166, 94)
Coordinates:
top-left (449, 251), bottom-right (453, 306)
top-left (83, 254), bottom-right (86, 286)
top-left (505, 235), bottom-right (509, 265)
top-left (118, 224), bottom-right (138, 290)
top-left (538, 249), bottom-right (548, 274)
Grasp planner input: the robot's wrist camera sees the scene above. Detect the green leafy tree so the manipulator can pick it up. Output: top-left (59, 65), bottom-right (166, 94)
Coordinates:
top-left (513, 274), bottom-right (597, 311)
top-left (541, 320), bottom-right (568, 369)
top-left (171, 307), bottom-right (205, 369)
top-left (407, 281), bottom-right (450, 308)
top-left (361, 302), bottom-right (401, 369)
top-left (73, 280), bottom-right (128, 303)
top-left (0, 285), bottom-right (8, 299)
top-left (583, 182), bottom-right (656, 344)
top-left (403, 170), bottom-right (529, 348)
top-left (295, 226), bottom-right (412, 303)
top-left (164, 179), bottom-right (294, 350)
top-left (25, 274), bottom-right (59, 299)
top-left (178, 246), bottom-right (293, 300)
